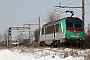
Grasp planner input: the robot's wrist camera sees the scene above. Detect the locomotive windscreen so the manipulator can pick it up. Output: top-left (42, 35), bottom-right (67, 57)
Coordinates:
top-left (66, 17), bottom-right (82, 29)
top-left (66, 17), bottom-right (83, 32)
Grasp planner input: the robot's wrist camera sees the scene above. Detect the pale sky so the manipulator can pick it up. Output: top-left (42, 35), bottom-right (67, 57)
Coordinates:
top-left (0, 0), bottom-right (90, 39)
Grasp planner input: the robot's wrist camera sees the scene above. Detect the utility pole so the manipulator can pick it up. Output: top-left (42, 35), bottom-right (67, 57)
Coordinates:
top-left (24, 17), bottom-right (40, 32)
top-left (24, 17), bottom-right (40, 46)
top-left (7, 29), bottom-right (9, 47)
top-left (82, 0), bottom-right (85, 21)
top-left (29, 27), bottom-right (30, 42)
top-left (88, 24), bottom-right (90, 36)
top-left (55, 0), bottom-right (85, 22)
top-left (38, 17), bottom-right (40, 46)
top-left (38, 17), bottom-right (40, 32)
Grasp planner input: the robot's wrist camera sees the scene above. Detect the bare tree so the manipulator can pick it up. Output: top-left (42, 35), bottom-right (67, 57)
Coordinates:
top-left (85, 29), bottom-right (90, 48)
top-left (0, 34), bottom-right (3, 47)
top-left (15, 34), bottom-right (22, 40)
top-left (3, 31), bottom-right (8, 41)
top-left (47, 11), bottom-right (60, 23)
top-left (15, 33), bottom-right (30, 46)
top-left (15, 33), bottom-right (26, 42)
top-left (33, 29), bottom-right (39, 46)
top-left (0, 34), bottom-right (3, 42)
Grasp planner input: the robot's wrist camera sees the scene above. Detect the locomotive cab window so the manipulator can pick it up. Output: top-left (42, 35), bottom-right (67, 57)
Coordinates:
top-left (66, 22), bottom-right (82, 29)
top-left (74, 22), bottom-right (82, 29)
top-left (66, 22), bottom-right (73, 29)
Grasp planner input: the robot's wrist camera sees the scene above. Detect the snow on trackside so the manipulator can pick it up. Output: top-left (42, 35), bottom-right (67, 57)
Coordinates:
top-left (0, 47), bottom-right (89, 60)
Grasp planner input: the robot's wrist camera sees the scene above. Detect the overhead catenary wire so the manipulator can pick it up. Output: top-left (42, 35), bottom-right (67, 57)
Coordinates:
top-left (38, 0), bottom-right (69, 18)
top-left (86, 0), bottom-right (90, 5)
top-left (54, 0), bottom-right (81, 14)
top-left (43, 0), bottom-right (88, 22)
top-left (25, 0), bottom-right (69, 23)
top-left (56, 0), bottom-right (85, 18)
top-left (26, 0), bottom-right (89, 24)
top-left (40, 0), bottom-right (90, 30)
top-left (40, 0), bottom-right (79, 22)
top-left (76, 0), bottom-right (90, 16)
top-left (85, 3), bottom-right (90, 5)
top-left (66, 0), bottom-right (79, 6)
top-left (85, 11), bottom-right (90, 14)
top-left (73, 0), bottom-right (90, 17)
top-left (84, 0), bottom-right (90, 14)
top-left (40, 0), bottom-right (80, 23)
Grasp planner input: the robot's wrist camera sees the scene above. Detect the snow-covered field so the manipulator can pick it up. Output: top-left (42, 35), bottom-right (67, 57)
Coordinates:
top-left (0, 47), bottom-right (90, 60)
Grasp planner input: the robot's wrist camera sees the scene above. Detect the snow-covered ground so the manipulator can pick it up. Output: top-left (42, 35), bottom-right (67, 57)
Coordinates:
top-left (0, 47), bottom-right (90, 60)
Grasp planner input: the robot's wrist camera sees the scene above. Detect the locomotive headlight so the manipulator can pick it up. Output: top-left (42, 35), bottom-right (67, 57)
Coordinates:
top-left (77, 33), bottom-right (80, 36)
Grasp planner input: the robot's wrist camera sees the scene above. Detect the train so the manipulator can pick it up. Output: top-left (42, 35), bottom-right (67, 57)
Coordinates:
top-left (39, 11), bottom-right (85, 47)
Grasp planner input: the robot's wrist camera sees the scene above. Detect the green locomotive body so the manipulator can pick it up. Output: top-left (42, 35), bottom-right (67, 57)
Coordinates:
top-left (39, 17), bottom-right (85, 47)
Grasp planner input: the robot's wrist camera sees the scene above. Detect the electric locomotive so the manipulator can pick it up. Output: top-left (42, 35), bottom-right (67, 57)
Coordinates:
top-left (39, 11), bottom-right (85, 47)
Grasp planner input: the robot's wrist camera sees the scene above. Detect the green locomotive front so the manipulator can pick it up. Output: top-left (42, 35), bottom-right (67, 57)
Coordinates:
top-left (61, 17), bottom-right (85, 46)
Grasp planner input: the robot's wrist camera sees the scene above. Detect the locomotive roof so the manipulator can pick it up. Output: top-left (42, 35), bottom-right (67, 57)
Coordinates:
top-left (43, 20), bottom-right (60, 27)
top-left (42, 17), bottom-right (82, 27)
